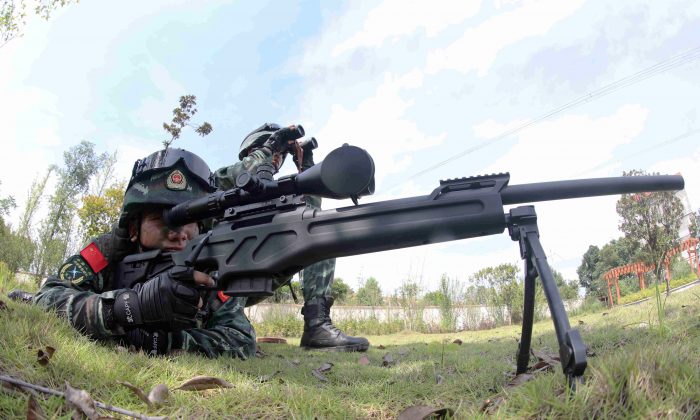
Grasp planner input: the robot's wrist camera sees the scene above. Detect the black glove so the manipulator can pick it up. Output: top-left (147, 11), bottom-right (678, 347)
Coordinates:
top-left (112, 267), bottom-right (201, 331)
top-left (293, 137), bottom-right (317, 172)
top-left (124, 329), bottom-right (185, 356)
top-left (262, 125), bottom-right (305, 155)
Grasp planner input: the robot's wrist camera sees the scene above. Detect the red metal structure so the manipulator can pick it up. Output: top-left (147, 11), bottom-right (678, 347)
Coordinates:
top-left (602, 237), bottom-right (699, 306)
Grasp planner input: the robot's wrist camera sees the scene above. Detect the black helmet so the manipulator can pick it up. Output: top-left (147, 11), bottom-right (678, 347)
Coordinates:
top-left (118, 148), bottom-right (216, 228)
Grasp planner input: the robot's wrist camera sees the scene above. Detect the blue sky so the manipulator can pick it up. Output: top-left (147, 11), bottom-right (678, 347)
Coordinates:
top-left (2, 0), bottom-right (699, 294)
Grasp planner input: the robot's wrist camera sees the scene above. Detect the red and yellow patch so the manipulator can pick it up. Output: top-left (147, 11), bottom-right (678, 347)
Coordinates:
top-left (79, 242), bottom-right (108, 273)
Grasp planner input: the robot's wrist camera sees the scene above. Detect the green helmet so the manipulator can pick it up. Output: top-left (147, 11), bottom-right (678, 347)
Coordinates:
top-left (118, 148), bottom-right (216, 228)
top-left (238, 122), bottom-right (280, 160)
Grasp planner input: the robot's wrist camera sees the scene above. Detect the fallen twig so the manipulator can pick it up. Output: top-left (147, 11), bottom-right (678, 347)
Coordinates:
top-left (0, 374), bottom-right (162, 419)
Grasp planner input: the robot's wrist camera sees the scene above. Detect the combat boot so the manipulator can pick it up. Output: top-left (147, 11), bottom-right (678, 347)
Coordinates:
top-left (300, 297), bottom-right (369, 352)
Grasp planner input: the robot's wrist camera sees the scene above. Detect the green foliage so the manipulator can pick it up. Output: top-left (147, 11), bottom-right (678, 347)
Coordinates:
top-left (77, 182), bottom-right (125, 243)
top-left (17, 168), bottom-right (52, 239)
top-left (0, 181), bottom-right (15, 217)
top-left (34, 141), bottom-right (106, 277)
top-left (617, 273), bottom-right (697, 305)
top-left (617, 170), bottom-right (684, 290)
top-left (436, 274), bottom-right (460, 332)
top-left (0, 182), bottom-right (34, 273)
top-left (1, 1), bottom-right (77, 46)
top-left (355, 276), bottom-right (383, 306)
top-left (577, 236), bottom-right (641, 299)
top-left (271, 280), bottom-right (301, 303)
top-left (468, 263), bottom-right (524, 324)
top-left (330, 277), bottom-right (352, 303)
top-left (395, 278), bottom-right (425, 331)
top-left (670, 255), bottom-right (692, 279)
top-left (162, 95), bottom-right (213, 148)
top-left (0, 217), bottom-right (34, 273)
top-left (552, 267), bottom-right (579, 300)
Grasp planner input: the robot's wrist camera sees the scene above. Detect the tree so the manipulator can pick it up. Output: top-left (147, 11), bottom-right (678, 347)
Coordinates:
top-left (162, 95), bottom-right (213, 148)
top-left (0, 181), bottom-right (15, 217)
top-left (552, 268), bottom-right (578, 300)
top-left (577, 245), bottom-right (601, 297)
top-left (577, 236), bottom-right (641, 299)
top-left (17, 167), bottom-right (53, 239)
top-left (616, 170), bottom-right (684, 294)
top-left (0, 181), bottom-right (32, 273)
top-left (355, 276), bottom-right (383, 306)
top-left (1, 0), bottom-right (77, 48)
top-left (330, 277), bottom-right (352, 304)
top-left (470, 263), bottom-right (522, 324)
top-left (77, 182), bottom-right (125, 242)
top-left (436, 274), bottom-right (460, 331)
top-left (34, 141), bottom-right (106, 277)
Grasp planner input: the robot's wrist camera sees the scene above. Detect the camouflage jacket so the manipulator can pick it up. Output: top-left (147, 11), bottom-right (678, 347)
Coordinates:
top-left (30, 151), bottom-right (282, 359)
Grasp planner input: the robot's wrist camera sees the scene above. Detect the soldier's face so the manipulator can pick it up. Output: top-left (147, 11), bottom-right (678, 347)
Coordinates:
top-left (130, 209), bottom-right (199, 251)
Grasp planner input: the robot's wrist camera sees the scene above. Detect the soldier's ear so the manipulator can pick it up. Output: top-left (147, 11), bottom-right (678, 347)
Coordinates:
top-left (128, 220), bottom-right (138, 243)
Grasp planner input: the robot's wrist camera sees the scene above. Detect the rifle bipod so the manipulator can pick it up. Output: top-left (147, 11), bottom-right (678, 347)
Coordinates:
top-left (506, 206), bottom-right (587, 390)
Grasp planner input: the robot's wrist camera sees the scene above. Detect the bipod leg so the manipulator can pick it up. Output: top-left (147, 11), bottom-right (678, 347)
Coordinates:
top-left (507, 206), bottom-right (587, 390)
top-left (515, 258), bottom-right (537, 375)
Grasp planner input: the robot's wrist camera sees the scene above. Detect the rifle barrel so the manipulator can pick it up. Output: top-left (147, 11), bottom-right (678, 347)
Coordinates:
top-left (501, 175), bottom-right (684, 205)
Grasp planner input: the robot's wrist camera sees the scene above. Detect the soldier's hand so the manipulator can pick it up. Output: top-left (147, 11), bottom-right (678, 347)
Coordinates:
top-left (113, 267), bottom-right (210, 331)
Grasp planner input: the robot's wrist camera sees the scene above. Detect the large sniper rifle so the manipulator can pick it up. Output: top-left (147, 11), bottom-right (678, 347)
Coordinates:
top-left (116, 144), bottom-right (684, 388)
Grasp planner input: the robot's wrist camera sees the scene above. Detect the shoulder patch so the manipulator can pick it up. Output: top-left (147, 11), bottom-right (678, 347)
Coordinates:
top-left (58, 255), bottom-right (96, 286)
top-left (80, 243), bottom-right (108, 273)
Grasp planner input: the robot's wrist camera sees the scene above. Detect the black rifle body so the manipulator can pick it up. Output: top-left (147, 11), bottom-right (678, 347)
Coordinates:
top-left (175, 173), bottom-right (683, 296)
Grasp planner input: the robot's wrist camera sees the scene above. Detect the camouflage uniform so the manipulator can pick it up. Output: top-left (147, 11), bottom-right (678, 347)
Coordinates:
top-left (214, 147), bottom-right (336, 303)
top-left (33, 157), bottom-right (258, 359)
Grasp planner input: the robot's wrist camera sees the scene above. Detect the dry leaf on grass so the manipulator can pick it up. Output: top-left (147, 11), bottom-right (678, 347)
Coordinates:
top-left (382, 353), bottom-right (394, 367)
top-left (175, 376), bottom-right (233, 391)
top-left (377, 344), bottom-right (386, 349)
top-left (117, 381), bottom-right (150, 407)
top-left (452, 338), bottom-right (463, 345)
top-left (117, 381), bottom-right (169, 408)
top-left (311, 370), bottom-right (328, 382)
top-left (358, 355), bottom-right (370, 366)
top-left (27, 395), bottom-right (47, 420)
top-left (65, 382), bottom-right (99, 420)
top-left (316, 362), bottom-right (333, 373)
top-left (256, 337), bottom-right (287, 344)
top-left (37, 346), bottom-right (55, 366)
top-left (530, 349), bottom-right (559, 371)
top-left (506, 373), bottom-right (534, 388)
top-left (258, 371), bottom-right (282, 383)
top-left (147, 384), bottom-right (170, 406)
top-left (481, 396), bottom-right (505, 414)
top-left (0, 299), bottom-right (7, 311)
top-left (397, 405), bottom-right (454, 420)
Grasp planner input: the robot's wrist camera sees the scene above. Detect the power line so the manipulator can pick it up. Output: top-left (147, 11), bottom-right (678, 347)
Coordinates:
top-left (571, 127), bottom-right (700, 178)
top-left (387, 46), bottom-right (700, 191)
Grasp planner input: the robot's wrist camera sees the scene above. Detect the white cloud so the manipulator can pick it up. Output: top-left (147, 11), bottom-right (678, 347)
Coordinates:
top-left (650, 145), bottom-right (700, 212)
top-left (426, 0), bottom-right (586, 76)
top-left (482, 104), bottom-right (650, 181)
top-left (311, 71), bottom-right (446, 187)
top-left (332, 0), bottom-right (482, 56)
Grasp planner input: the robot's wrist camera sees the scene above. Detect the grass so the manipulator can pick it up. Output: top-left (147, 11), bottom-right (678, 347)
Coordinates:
top-left (618, 273), bottom-right (698, 305)
top-left (1, 272), bottom-right (699, 418)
